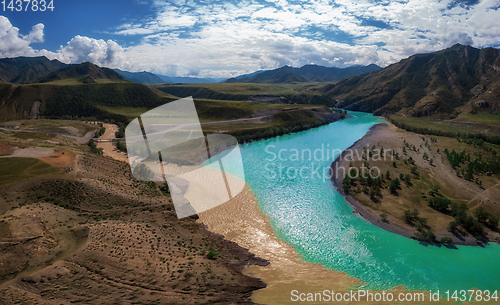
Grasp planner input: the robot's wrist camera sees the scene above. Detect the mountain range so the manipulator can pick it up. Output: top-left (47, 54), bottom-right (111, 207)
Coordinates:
top-left (113, 70), bottom-right (227, 84)
top-left (39, 62), bottom-right (127, 84)
top-left (0, 56), bottom-right (226, 85)
top-left (0, 56), bottom-right (380, 86)
top-left (226, 64), bottom-right (381, 83)
top-left (113, 69), bottom-right (166, 85)
top-left (321, 44), bottom-right (500, 116)
top-left (0, 44), bottom-right (499, 120)
top-left (0, 56), bottom-right (66, 84)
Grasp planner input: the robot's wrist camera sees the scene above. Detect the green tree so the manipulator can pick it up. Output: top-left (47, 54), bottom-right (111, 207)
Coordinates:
top-left (389, 178), bottom-right (400, 195)
top-left (404, 174), bottom-right (412, 187)
top-left (474, 207), bottom-right (490, 223)
top-left (440, 237), bottom-right (453, 244)
top-left (417, 217), bottom-right (428, 227)
top-left (428, 197), bottom-right (451, 214)
top-left (369, 188), bottom-right (377, 201)
top-left (448, 221), bottom-right (458, 233)
top-left (342, 176), bottom-right (351, 194)
top-left (487, 215), bottom-right (499, 229)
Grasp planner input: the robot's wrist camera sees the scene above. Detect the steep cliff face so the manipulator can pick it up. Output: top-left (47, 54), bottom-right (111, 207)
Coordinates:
top-left (0, 84), bottom-right (56, 121)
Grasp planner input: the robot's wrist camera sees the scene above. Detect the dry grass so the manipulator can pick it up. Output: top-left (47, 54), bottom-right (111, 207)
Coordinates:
top-left (0, 126), bottom-right (266, 304)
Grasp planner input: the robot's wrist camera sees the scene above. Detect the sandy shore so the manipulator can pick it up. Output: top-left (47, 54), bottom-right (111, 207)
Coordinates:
top-left (197, 185), bottom-right (362, 304)
top-left (197, 184), bottom-right (435, 304)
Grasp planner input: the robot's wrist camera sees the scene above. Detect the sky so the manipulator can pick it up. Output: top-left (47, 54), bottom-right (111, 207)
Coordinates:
top-left (0, 0), bottom-right (499, 78)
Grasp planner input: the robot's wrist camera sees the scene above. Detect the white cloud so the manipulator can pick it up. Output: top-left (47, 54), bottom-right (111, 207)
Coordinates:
top-left (24, 23), bottom-right (45, 43)
top-left (2, 0), bottom-right (500, 78)
top-left (54, 36), bottom-right (126, 67)
top-left (0, 17), bottom-right (126, 69)
top-left (0, 16), bottom-right (37, 57)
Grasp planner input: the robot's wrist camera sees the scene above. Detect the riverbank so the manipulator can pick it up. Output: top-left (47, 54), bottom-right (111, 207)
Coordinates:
top-left (330, 122), bottom-right (500, 246)
top-left (330, 123), bottom-right (419, 240)
top-left (197, 184), bottom-right (436, 305)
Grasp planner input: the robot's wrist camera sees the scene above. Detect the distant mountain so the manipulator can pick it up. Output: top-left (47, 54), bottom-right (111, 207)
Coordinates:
top-left (114, 69), bottom-right (166, 85)
top-left (233, 70), bottom-right (267, 80)
top-left (226, 64), bottom-right (381, 83)
top-left (321, 44), bottom-right (500, 116)
top-left (158, 75), bottom-right (226, 84)
top-left (0, 59), bottom-right (168, 122)
top-left (0, 56), bottom-right (66, 84)
top-left (39, 62), bottom-right (128, 84)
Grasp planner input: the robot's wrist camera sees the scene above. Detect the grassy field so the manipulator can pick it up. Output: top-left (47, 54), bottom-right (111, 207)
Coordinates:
top-left (389, 114), bottom-right (500, 145)
top-left (153, 82), bottom-right (335, 106)
top-left (96, 106), bottom-right (151, 119)
top-left (460, 112), bottom-right (500, 125)
top-left (155, 82), bottom-right (318, 96)
top-left (391, 115), bottom-right (472, 134)
top-left (98, 100), bottom-right (320, 122)
top-left (1, 119), bottom-right (97, 137)
top-left (11, 132), bottom-right (56, 140)
top-left (0, 158), bottom-right (58, 186)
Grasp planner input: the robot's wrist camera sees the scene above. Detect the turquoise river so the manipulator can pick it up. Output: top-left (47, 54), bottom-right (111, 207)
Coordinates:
top-left (218, 110), bottom-right (500, 292)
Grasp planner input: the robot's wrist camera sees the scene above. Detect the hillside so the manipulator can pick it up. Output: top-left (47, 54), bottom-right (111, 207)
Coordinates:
top-left (114, 69), bottom-right (166, 85)
top-left (0, 82), bottom-right (172, 122)
top-left (0, 56), bottom-right (66, 84)
top-left (321, 44), bottom-right (500, 117)
top-left (39, 62), bottom-right (128, 84)
top-left (154, 83), bottom-right (333, 105)
top-left (0, 124), bottom-right (268, 304)
top-left (227, 64), bottom-right (380, 83)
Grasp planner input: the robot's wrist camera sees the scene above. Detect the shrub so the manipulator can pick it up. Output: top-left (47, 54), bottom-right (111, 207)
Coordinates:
top-left (88, 139), bottom-right (103, 155)
top-left (206, 249), bottom-right (219, 260)
top-left (428, 197), bottom-right (451, 214)
top-left (440, 237), bottom-right (453, 244)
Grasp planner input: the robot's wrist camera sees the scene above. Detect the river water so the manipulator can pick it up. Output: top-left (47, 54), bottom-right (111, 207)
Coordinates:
top-left (220, 111), bottom-right (500, 292)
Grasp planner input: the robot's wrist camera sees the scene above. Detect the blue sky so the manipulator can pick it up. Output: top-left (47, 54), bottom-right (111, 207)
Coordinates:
top-left (1, 0), bottom-right (499, 78)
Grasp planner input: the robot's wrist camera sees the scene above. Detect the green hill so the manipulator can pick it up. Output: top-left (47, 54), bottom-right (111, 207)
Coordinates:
top-left (321, 44), bottom-right (500, 117)
top-left (154, 83), bottom-right (333, 105)
top-left (0, 56), bottom-right (66, 84)
top-left (39, 62), bottom-right (128, 84)
top-left (0, 82), bottom-right (171, 123)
